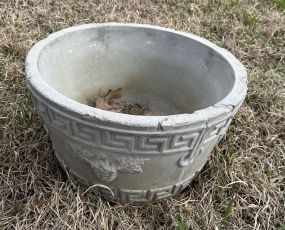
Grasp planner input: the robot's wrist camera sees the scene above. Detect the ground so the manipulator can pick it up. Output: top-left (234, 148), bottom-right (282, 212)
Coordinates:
top-left (0, 0), bottom-right (284, 229)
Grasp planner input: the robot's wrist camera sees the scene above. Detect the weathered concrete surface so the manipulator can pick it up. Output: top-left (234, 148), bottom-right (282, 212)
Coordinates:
top-left (25, 23), bottom-right (247, 203)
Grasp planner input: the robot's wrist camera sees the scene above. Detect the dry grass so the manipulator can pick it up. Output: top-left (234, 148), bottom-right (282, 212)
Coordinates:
top-left (0, 0), bottom-right (284, 229)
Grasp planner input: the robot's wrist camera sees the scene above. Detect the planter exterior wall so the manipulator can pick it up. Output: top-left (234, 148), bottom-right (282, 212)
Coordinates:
top-left (25, 23), bottom-right (247, 203)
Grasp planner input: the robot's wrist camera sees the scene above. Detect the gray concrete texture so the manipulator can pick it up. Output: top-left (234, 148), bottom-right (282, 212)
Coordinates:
top-left (25, 23), bottom-right (247, 203)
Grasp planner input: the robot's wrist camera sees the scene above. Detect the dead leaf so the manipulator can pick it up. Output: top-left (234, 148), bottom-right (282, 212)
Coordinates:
top-left (105, 88), bottom-right (123, 101)
top-left (95, 88), bottom-right (123, 111)
top-left (95, 97), bottom-right (113, 110)
top-left (94, 88), bottom-right (151, 115)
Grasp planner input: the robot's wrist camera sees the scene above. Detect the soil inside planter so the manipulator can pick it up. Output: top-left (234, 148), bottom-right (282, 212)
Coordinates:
top-left (87, 88), bottom-right (168, 116)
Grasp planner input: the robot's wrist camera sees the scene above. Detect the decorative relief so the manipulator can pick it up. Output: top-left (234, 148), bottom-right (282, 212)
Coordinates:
top-left (56, 148), bottom-right (199, 203)
top-left (32, 96), bottom-right (204, 156)
top-left (103, 174), bottom-right (194, 202)
top-left (33, 96), bottom-right (233, 168)
top-left (71, 145), bottom-right (148, 182)
top-left (178, 117), bottom-right (233, 167)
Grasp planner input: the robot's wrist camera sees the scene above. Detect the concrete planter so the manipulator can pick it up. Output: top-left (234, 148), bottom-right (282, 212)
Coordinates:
top-left (25, 23), bottom-right (247, 203)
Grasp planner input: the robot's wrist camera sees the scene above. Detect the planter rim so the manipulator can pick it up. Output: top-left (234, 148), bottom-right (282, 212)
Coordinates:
top-left (25, 23), bottom-right (247, 128)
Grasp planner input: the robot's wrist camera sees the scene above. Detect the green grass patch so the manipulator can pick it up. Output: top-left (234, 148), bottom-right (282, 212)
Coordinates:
top-left (221, 198), bottom-right (235, 227)
top-left (270, 0), bottom-right (285, 10)
top-left (176, 215), bottom-right (187, 230)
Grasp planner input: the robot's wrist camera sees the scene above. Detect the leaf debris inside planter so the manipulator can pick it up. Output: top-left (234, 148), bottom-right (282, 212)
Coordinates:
top-left (93, 88), bottom-right (150, 115)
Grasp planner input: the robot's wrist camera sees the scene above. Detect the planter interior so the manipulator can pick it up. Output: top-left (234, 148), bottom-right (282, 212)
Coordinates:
top-left (37, 26), bottom-right (235, 115)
